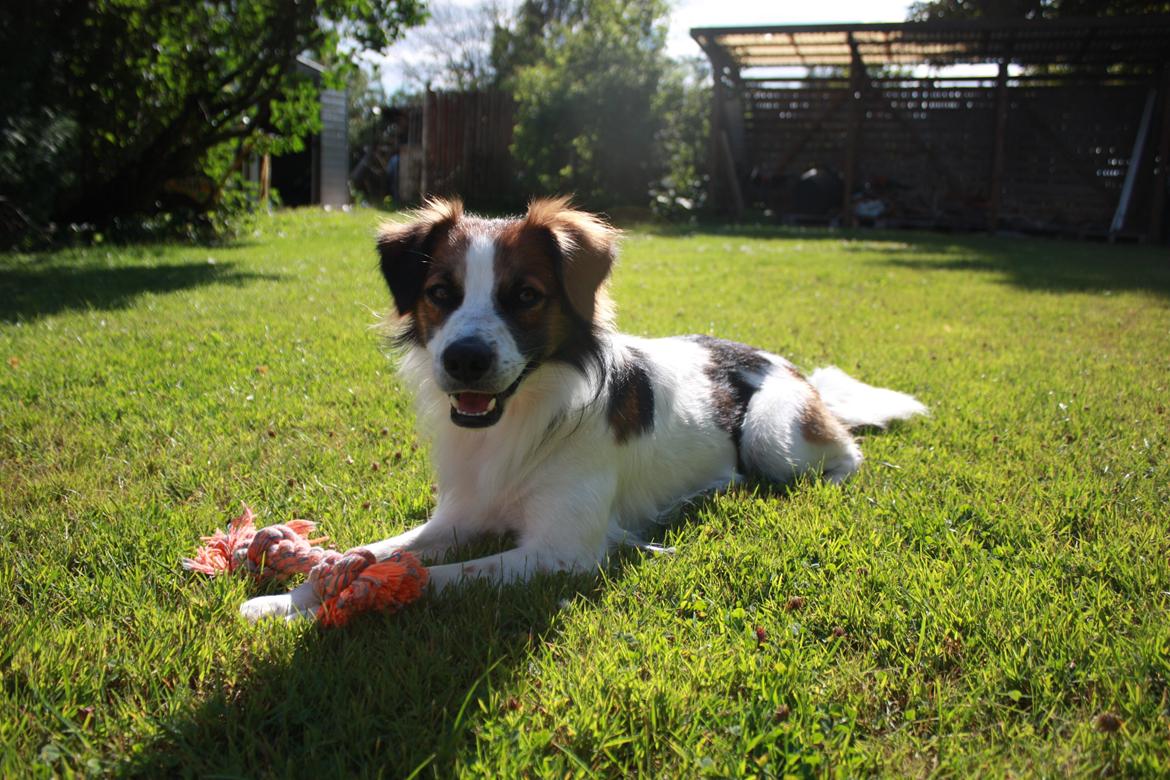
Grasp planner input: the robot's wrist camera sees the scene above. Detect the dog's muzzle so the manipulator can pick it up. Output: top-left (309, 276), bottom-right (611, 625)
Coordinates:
top-left (446, 364), bottom-right (533, 428)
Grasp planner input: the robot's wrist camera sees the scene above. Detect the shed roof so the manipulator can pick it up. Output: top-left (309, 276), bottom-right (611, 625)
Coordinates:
top-left (691, 16), bottom-right (1170, 69)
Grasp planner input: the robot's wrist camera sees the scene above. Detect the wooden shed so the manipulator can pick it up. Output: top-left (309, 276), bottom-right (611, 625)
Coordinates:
top-left (692, 16), bottom-right (1170, 240)
top-left (252, 56), bottom-right (349, 208)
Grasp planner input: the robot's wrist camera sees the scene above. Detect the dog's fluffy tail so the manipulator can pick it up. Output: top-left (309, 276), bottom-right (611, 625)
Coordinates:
top-left (808, 366), bottom-right (927, 430)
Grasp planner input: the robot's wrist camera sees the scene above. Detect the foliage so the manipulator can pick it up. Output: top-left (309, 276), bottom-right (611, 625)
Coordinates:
top-left (0, 0), bottom-right (424, 245)
top-left (3, 209), bottom-right (1170, 775)
top-left (491, 0), bottom-right (587, 80)
top-left (649, 57), bottom-right (711, 219)
top-left (504, 0), bottom-right (674, 208)
top-left (908, 0), bottom-right (1170, 20)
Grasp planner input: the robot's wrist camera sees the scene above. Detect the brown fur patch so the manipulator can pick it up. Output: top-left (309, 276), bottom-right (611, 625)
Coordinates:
top-left (784, 364), bottom-right (848, 444)
top-left (522, 197), bottom-right (619, 327)
top-left (493, 222), bottom-right (571, 361)
top-left (800, 392), bottom-right (847, 445)
top-left (785, 364), bottom-right (810, 386)
top-left (606, 348), bottom-right (654, 443)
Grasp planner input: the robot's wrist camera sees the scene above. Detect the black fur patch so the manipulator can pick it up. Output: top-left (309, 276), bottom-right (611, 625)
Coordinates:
top-left (606, 347), bottom-right (655, 444)
top-left (687, 335), bottom-right (771, 473)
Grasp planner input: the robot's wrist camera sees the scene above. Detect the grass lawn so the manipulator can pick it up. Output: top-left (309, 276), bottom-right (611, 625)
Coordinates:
top-left (2, 208), bottom-right (1169, 777)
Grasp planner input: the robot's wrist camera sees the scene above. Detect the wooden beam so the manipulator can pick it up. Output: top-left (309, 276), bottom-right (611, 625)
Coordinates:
top-left (1149, 64), bottom-right (1170, 243)
top-left (709, 59), bottom-right (728, 214)
top-left (421, 89), bottom-right (432, 197)
top-left (842, 36), bottom-right (863, 228)
top-left (719, 130), bottom-right (745, 218)
top-left (987, 60), bottom-right (1009, 233)
top-left (704, 46), bottom-right (745, 218)
top-left (1111, 86), bottom-right (1156, 237)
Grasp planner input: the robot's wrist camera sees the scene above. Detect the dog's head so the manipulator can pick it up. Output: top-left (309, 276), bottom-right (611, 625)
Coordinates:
top-left (378, 197), bottom-right (618, 428)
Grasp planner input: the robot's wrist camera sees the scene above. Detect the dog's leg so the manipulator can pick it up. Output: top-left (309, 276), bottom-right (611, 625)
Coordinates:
top-left (241, 474), bottom-right (615, 621)
top-left (362, 514), bottom-right (473, 562)
top-left (239, 512), bottom-right (473, 622)
top-left (424, 543), bottom-right (600, 592)
top-left (238, 579), bottom-right (321, 622)
top-left (424, 472), bottom-right (619, 592)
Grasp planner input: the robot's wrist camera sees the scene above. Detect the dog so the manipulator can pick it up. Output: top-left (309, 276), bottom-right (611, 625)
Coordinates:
top-left (240, 197), bottom-right (925, 621)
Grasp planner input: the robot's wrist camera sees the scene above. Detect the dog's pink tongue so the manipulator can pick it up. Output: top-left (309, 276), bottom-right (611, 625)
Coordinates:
top-left (455, 392), bottom-right (493, 415)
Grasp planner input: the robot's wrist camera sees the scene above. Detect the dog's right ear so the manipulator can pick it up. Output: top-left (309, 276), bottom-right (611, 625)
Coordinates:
top-left (377, 198), bottom-right (463, 315)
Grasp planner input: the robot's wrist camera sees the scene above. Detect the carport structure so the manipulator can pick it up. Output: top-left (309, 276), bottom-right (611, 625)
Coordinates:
top-left (691, 16), bottom-right (1170, 240)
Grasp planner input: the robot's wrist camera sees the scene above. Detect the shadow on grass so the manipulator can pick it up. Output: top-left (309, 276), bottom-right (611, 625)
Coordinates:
top-left (125, 480), bottom-right (804, 778)
top-left (0, 260), bottom-right (281, 322)
top-left (643, 220), bottom-right (1170, 300)
top-left (126, 573), bottom-right (604, 778)
top-left (867, 237), bottom-right (1170, 300)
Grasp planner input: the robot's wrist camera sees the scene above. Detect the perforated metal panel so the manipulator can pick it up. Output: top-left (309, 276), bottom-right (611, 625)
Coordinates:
top-left (318, 89), bottom-right (349, 207)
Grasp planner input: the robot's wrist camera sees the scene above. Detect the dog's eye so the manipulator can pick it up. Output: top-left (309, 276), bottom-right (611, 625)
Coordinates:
top-left (426, 284), bottom-right (456, 306)
top-left (515, 286), bottom-right (544, 308)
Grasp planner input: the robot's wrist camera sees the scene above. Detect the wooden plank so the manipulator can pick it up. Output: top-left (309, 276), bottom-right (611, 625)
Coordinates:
top-left (719, 129), bottom-right (745, 218)
top-left (421, 90), bottom-right (432, 197)
top-left (1110, 86), bottom-right (1156, 237)
top-left (1149, 65), bottom-right (1170, 243)
top-left (988, 60), bottom-right (1009, 233)
top-left (709, 58), bottom-right (729, 213)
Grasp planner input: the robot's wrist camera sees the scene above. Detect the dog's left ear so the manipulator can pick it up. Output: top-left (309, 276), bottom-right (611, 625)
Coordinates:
top-left (377, 198), bottom-right (463, 315)
top-left (524, 197), bottom-right (619, 324)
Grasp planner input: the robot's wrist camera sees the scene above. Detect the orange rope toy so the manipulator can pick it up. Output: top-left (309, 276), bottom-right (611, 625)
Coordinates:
top-left (183, 505), bottom-right (427, 627)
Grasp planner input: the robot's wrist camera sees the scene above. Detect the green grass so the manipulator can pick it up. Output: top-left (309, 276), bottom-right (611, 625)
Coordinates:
top-left (2, 209), bottom-right (1169, 778)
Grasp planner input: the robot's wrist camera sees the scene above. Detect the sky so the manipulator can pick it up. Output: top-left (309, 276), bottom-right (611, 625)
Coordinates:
top-left (365, 0), bottom-right (915, 92)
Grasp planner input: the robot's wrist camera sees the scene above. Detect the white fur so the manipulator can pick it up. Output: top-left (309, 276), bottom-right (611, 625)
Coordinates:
top-left (241, 239), bottom-right (926, 623)
top-left (808, 366), bottom-right (928, 429)
top-left (429, 235), bottom-right (526, 393)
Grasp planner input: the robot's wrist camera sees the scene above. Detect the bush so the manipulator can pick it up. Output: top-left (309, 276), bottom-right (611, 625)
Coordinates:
top-left (506, 0), bottom-right (672, 209)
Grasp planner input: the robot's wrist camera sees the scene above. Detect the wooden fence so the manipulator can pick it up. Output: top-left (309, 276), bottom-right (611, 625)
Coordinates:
top-left (730, 74), bottom-right (1162, 238)
top-left (420, 90), bottom-right (518, 210)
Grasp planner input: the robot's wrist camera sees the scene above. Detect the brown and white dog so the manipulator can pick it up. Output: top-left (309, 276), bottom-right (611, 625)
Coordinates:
top-left (241, 197), bottom-right (925, 621)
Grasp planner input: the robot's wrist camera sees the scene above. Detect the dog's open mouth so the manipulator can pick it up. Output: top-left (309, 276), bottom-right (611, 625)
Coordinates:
top-left (448, 391), bottom-right (505, 427)
top-left (446, 365), bottom-right (533, 429)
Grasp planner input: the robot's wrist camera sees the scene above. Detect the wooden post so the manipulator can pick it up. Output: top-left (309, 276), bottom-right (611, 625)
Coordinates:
top-left (842, 36), bottom-right (863, 228)
top-left (258, 153), bottom-right (270, 206)
top-left (1149, 64), bottom-right (1170, 243)
top-left (719, 129), bottom-right (745, 218)
top-left (421, 89), bottom-right (433, 198)
top-left (1111, 87), bottom-right (1157, 238)
top-left (988, 60), bottom-right (1010, 234)
top-left (709, 53), bottom-right (729, 215)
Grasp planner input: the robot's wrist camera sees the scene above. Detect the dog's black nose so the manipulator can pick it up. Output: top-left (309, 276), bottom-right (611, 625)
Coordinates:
top-left (442, 338), bottom-right (496, 384)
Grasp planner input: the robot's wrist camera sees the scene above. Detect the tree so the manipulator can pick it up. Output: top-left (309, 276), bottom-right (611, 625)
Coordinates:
top-left (908, 0), bottom-right (1170, 20)
top-left (650, 57), bottom-right (711, 217)
top-left (0, 0), bottom-right (424, 238)
top-left (397, 1), bottom-right (511, 91)
top-left (503, 0), bottom-right (673, 207)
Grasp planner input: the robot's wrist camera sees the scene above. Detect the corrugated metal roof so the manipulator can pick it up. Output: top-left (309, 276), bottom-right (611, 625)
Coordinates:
top-left (691, 16), bottom-right (1170, 69)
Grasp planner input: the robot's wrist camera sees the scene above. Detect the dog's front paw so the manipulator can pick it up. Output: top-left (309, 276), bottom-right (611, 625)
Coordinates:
top-left (239, 582), bottom-right (320, 623)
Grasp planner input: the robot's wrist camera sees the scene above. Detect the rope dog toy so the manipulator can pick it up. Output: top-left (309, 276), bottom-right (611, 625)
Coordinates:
top-left (183, 505), bottom-right (427, 627)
